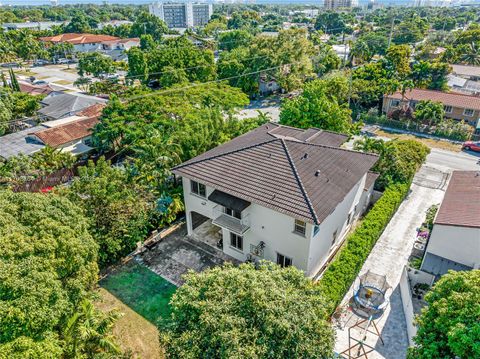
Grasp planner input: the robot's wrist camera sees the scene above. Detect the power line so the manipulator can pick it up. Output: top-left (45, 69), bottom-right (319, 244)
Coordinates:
top-left (121, 61), bottom-right (300, 103)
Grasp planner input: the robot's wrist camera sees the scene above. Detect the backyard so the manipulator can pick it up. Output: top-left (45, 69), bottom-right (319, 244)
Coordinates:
top-left (97, 261), bottom-right (178, 358)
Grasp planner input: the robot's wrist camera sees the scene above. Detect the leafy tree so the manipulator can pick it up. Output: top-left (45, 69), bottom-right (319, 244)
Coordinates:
top-left (414, 100), bottom-right (444, 126)
top-left (77, 52), bottom-right (115, 77)
top-left (158, 66), bottom-right (188, 88)
top-left (0, 191), bottom-right (98, 344)
top-left (314, 11), bottom-right (349, 34)
top-left (130, 11), bottom-right (167, 41)
top-left (161, 262), bottom-right (335, 358)
top-left (351, 40), bottom-right (372, 64)
top-left (355, 138), bottom-right (430, 190)
top-left (460, 42), bottom-right (480, 65)
top-left (227, 10), bottom-right (261, 30)
top-left (64, 14), bottom-right (92, 33)
top-left (126, 46), bottom-right (148, 83)
top-left (393, 16), bottom-right (428, 45)
top-left (385, 44), bottom-right (412, 79)
top-left (203, 19), bottom-right (227, 37)
top-left (218, 29), bottom-right (252, 51)
top-left (358, 32), bottom-right (389, 56)
top-left (73, 76), bottom-right (92, 92)
top-left (411, 61), bottom-right (450, 90)
top-left (312, 43), bottom-right (341, 76)
top-left (408, 270), bottom-right (480, 359)
top-left (280, 76), bottom-right (353, 134)
top-left (62, 299), bottom-right (121, 358)
top-left (63, 157), bottom-right (152, 266)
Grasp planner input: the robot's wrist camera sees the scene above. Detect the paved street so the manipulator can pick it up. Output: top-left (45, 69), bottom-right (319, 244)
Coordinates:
top-left (238, 96), bottom-right (281, 121)
top-left (25, 64), bottom-right (80, 91)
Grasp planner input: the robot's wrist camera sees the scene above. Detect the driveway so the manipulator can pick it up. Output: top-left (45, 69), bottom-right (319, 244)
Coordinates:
top-left (238, 96), bottom-right (281, 122)
top-left (25, 64), bottom-right (80, 91)
top-left (137, 223), bottom-right (240, 286)
top-left (333, 169), bottom-right (446, 358)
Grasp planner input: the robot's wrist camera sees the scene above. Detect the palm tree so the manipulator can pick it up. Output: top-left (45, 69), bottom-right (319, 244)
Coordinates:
top-left (350, 40), bottom-right (371, 65)
top-left (461, 42), bottom-right (480, 66)
top-left (63, 299), bottom-right (121, 358)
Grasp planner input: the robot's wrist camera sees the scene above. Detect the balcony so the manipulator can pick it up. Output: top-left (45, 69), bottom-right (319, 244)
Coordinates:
top-left (212, 205), bottom-right (250, 235)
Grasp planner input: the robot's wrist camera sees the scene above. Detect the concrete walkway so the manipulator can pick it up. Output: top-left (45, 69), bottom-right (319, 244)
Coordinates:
top-left (334, 172), bottom-right (446, 358)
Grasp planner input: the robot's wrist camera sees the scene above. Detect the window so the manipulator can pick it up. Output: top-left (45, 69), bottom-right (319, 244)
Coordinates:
top-left (84, 138), bottom-right (92, 146)
top-left (390, 99), bottom-right (400, 107)
top-left (347, 212), bottom-right (353, 225)
top-left (191, 180), bottom-right (206, 197)
top-left (463, 108), bottom-right (475, 116)
top-left (313, 225), bottom-right (320, 236)
top-left (225, 207), bottom-right (241, 219)
top-left (294, 219), bottom-right (306, 236)
top-left (230, 233), bottom-right (243, 251)
top-left (444, 105), bottom-right (453, 113)
top-left (331, 229), bottom-right (338, 246)
top-left (277, 253), bottom-right (292, 267)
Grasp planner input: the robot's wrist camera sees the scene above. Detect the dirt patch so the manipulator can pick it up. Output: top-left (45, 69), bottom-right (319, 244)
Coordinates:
top-left (375, 129), bottom-right (462, 152)
top-left (54, 79), bottom-right (72, 85)
top-left (95, 287), bottom-right (163, 359)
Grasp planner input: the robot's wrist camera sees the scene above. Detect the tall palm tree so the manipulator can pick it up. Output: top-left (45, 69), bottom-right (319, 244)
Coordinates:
top-left (63, 299), bottom-right (121, 358)
top-left (461, 42), bottom-right (480, 66)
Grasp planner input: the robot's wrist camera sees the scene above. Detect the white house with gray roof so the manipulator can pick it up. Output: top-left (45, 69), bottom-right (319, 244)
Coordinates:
top-left (173, 123), bottom-right (379, 277)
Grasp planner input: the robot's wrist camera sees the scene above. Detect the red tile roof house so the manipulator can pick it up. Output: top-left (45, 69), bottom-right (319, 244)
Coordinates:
top-left (39, 33), bottom-right (120, 53)
top-left (420, 171), bottom-right (480, 278)
top-left (382, 88), bottom-right (480, 127)
top-left (30, 104), bottom-right (104, 156)
top-left (172, 123), bottom-right (379, 277)
top-left (19, 81), bottom-right (54, 96)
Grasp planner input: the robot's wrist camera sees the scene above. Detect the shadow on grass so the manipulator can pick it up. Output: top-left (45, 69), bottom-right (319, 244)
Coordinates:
top-left (100, 261), bottom-right (177, 328)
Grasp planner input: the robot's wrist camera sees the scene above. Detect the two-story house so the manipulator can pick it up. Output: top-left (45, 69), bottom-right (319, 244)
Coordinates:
top-left (382, 89), bottom-right (480, 128)
top-left (173, 123), bottom-right (379, 277)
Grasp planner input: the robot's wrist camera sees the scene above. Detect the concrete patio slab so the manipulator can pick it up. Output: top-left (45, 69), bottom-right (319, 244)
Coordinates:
top-left (137, 224), bottom-right (240, 286)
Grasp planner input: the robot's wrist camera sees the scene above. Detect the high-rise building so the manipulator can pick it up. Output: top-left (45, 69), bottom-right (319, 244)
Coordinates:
top-left (324, 0), bottom-right (358, 9)
top-left (149, 2), bottom-right (213, 28)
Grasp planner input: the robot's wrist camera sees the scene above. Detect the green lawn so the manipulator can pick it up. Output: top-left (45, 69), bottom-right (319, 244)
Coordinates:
top-left (100, 262), bottom-right (177, 328)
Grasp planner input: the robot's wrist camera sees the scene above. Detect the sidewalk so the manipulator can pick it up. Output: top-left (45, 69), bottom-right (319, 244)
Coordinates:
top-left (334, 179), bottom-right (445, 358)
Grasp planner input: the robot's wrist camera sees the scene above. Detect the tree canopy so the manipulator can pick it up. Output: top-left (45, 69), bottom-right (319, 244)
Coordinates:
top-left (409, 270), bottom-right (480, 359)
top-left (161, 262), bottom-right (335, 358)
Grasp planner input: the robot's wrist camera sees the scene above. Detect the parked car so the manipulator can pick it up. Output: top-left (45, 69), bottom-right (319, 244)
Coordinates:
top-left (33, 80), bottom-right (49, 86)
top-left (56, 58), bottom-right (69, 64)
top-left (462, 141), bottom-right (480, 152)
top-left (1, 62), bottom-right (20, 68)
top-left (33, 59), bottom-right (49, 67)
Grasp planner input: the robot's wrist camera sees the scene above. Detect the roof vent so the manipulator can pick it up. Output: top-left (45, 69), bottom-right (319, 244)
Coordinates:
top-left (315, 170), bottom-right (321, 177)
top-left (302, 153), bottom-right (309, 160)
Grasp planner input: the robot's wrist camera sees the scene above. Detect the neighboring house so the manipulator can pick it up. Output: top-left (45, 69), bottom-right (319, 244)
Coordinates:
top-left (0, 126), bottom-right (46, 160)
top-left (38, 92), bottom-right (107, 121)
top-left (19, 81), bottom-right (54, 96)
top-left (31, 116), bottom-right (99, 156)
top-left (421, 171), bottom-right (480, 277)
top-left (259, 74), bottom-right (280, 95)
top-left (382, 89), bottom-right (480, 127)
top-left (447, 74), bottom-right (480, 95)
top-left (172, 123), bottom-right (379, 277)
top-left (1, 21), bottom-right (65, 31)
top-left (39, 33), bottom-right (120, 53)
top-left (101, 38), bottom-right (140, 51)
top-left (0, 104), bottom-right (105, 160)
top-left (451, 64), bottom-right (480, 81)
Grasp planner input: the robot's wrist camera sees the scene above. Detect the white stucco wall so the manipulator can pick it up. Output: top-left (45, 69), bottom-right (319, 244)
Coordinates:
top-left (182, 174), bottom-right (369, 276)
top-left (306, 174), bottom-right (367, 276)
top-left (424, 224), bottom-right (480, 269)
top-left (73, 43), bottom-right (103, 52)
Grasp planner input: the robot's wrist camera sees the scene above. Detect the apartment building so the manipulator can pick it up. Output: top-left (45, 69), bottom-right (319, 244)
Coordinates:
top-left (324, 0), bottom-right (358, 10)
top-left (173, 123), bottom-right (379, 277)
top-left (149, 1), bottom-right (213, 28)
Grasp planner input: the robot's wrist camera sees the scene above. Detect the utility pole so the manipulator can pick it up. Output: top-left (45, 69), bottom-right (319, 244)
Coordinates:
top-left (387, 17), bottom-right (395, 48)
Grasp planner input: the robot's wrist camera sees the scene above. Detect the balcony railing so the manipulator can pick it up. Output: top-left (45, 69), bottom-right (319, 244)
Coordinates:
top-left (212, 205), bottom-right (250, 235)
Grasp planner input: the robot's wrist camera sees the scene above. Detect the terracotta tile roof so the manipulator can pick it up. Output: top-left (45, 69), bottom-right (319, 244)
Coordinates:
top-left (435, 171), bottom-right (480, 229)
top-left (19, 81), bottom-right (53, 96)
top-left (33, 117), bottom-right (98, 147)
top-left (386, 89), bottom-right (480, 111)
top-left (173, 124), bottom-right (377, 224)
top-left (76, 103), bottom-right (106, 118)
top-left (39, 33), bottom-right (119, 45)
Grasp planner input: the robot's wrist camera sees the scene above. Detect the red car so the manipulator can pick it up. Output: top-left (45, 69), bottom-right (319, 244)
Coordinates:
top-left (462, 141), bottom-right (480, 152)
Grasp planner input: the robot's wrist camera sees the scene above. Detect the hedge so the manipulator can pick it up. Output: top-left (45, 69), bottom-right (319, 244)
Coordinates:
top-left (318, 182), bottom-right (410, 314)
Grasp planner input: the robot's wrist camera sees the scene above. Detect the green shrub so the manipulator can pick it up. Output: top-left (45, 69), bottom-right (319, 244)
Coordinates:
top-left (318, 183), bottom-right (410, 313)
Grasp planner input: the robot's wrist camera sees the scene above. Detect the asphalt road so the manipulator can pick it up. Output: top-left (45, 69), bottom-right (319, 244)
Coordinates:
top-left (426, 147), bottom-right (479, 172)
